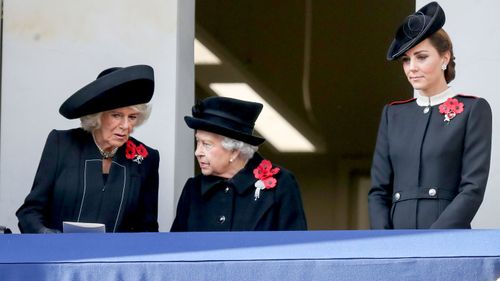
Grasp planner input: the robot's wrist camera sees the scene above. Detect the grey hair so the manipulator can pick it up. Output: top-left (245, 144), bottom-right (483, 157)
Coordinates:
top-left (221, 136), bottom-right (258, 160)
top-left (80, 103), bottom-right (152, 132)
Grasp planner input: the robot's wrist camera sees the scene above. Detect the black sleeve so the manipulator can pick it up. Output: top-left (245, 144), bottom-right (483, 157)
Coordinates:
top-left (170, 178), bottom-right (194, 232)
top-left (16, 130), bottom-right (60, 233)
top-left (368, 105), bottom-right (394, 229)
top-left (431, 98), bottom-right (492, 228)
top-left (276, 170), bottom-right (308, 230)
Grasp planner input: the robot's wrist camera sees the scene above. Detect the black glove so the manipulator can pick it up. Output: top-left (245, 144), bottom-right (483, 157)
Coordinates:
top-left (38, 227), bottom-right (62, 234)
top-left (0, 225), bottom-right (12, 234)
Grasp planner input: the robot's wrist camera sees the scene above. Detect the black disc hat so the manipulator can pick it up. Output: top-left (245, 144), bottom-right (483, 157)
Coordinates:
top-left (387, 2), bottom-right (445, 61)
top-left (59, 65), bottom-right (154, 119)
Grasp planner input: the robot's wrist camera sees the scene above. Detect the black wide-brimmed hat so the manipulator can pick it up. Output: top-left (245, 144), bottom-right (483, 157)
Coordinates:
top-left (387, 2), bottom-right (445, 60)
top-left (184, 96), bottom-right (265, 146)
top-left (59, 65), bottom-right (154, 119)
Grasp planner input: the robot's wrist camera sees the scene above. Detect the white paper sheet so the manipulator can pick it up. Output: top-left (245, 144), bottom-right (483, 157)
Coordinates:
top-left (63, 221), bottom-right (106, 233)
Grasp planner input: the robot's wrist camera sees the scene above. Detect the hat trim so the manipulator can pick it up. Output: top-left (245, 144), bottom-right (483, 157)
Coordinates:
top-left (387, 2), bottom-right (444, 60)
top-left (202, 108), bottom-right (254, 128)
top-left (391, 13), bottom-right (434, 59)
top-left (185, 116), bottom-right (265, 146)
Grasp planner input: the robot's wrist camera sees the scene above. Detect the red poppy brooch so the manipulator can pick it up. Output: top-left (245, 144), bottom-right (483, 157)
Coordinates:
top-left (438, 98), bottom-right (464, 123)
top-left (125, 140), bottom-right (148, 164)
top-left (253, 159), bottom-right (280, 200)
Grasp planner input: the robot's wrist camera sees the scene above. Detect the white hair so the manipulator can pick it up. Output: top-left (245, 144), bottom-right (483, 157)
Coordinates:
top-left (80, 103), bottom-right (151, 132)
top-left (221, 136), bottom-right (258, 160)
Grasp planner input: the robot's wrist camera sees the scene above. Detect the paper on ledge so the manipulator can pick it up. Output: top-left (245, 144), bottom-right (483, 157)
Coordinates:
top-left (63, 221), bottom-right (106, 233)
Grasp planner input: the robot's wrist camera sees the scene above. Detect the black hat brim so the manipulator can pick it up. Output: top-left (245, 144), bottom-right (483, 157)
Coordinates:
top-left (185, 116), bottom-right (265, 146)
top-left (387, 2), bottom-right (445, 60)
top-left (59, 65), bottom-right (154, 119)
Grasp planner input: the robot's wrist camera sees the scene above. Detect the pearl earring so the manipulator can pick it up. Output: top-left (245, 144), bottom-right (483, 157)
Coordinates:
top-left (441, 64), bottom-right (447, 71)
top-left (229, 158), bottom-right (234, 163)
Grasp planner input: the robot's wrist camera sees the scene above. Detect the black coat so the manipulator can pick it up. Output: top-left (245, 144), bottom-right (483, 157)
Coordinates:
top-left (16, 128), bottom-right (160, 233)
top-left (369, 95), bottom-right (492, 229)
top-left (171, 153), bottom-right (307, 231)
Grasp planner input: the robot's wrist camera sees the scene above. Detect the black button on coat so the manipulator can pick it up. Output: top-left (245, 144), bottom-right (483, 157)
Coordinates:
top-left (369, 96), bottom-right (492, 229)
top-left (171, 153), bottom-right (307, 231)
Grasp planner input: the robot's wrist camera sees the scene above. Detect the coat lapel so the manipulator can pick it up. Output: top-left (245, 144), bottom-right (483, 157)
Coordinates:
top-left (75, 136), bottom-right (138, 233)
top-left (73, 133), bottom-right (102, 222)
top-left (229, 153), bottom-right (276, 230)
top-left (110, 144), bottom-right (142, 232)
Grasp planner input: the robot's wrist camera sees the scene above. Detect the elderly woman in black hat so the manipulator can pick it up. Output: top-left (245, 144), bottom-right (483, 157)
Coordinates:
top-left (171, 96), bottom-right (307, 231)
top-left (369, 2), bottom-right (492, 229)
top-left (16, 65), bottom-right (160, 233)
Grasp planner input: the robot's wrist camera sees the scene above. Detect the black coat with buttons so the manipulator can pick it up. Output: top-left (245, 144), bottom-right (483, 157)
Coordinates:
top-left (170, 153), bottom-right (307, 231)
top-left (368, 95), bottom-right (492, 229)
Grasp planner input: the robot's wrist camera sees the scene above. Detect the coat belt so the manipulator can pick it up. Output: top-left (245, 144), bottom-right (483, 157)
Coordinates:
top-left (392, 187), bottom-right (457, 203)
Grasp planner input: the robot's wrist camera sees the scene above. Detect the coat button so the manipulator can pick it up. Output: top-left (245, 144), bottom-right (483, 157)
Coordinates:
top-left (429, 188), bottom-right (437, 197)
top-left (218, 216), bottom-right (226, 224)
top-left (394, 192), bottom-right (401, 201)
top-left (225, 187), bottom-right (230, 193)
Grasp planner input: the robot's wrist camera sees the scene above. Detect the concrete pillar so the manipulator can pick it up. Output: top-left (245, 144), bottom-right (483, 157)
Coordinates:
top-left (0, 0), bottom-right (194, 232)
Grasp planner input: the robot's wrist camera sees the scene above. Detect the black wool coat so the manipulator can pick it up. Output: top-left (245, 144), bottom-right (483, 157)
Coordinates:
top-left (16, 128), bottom-right (160, 233)
top-left (171, 153), bottom-right (307, 231)
top-left (368, 95), bottom-right (492, 229)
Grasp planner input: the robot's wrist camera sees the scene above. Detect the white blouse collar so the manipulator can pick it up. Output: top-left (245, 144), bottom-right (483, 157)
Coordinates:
top-left (416, 87), bottom-right (456, 107)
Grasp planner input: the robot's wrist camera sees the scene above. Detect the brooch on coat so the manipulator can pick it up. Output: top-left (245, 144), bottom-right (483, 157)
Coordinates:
top-left (253, 159), bottom-right (280, 200)
top-left (125, 140), bottom-right (148, 164)
top-left (438, 98), bottom-right (464, 123)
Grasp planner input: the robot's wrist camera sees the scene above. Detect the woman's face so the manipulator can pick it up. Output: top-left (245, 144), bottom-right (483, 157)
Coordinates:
top-left (194, 130), bottom-right (238, 178)
top-left (401, 39), bottom-right (450, 96)
top-left (95, 106), bottom-right (140, 150)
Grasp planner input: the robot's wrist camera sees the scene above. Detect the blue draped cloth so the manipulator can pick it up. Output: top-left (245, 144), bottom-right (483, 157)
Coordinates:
top-left (1, 230), bottom-right (499, 280)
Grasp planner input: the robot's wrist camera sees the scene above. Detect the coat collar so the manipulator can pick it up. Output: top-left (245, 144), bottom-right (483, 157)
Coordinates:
top-left (200, 153), bottom-right (264, 196)
top-left (82, 129), bottom-right (141, 169)
top-left (416, 87), bottom-right (456, 107)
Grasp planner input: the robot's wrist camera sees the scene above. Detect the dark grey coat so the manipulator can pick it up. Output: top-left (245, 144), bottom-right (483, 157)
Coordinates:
top-left (171, 153), bottom-right (307, 231)
top-left (369, 95), bottom-right (492, 229)
top-left (16, 128), bottom-right (160, 233)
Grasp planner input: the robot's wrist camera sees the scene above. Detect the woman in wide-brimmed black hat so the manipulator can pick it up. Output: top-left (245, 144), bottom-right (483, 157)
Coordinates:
top-left (16, 65), bottom-right (160, 233)
top-left (369, 2), bottom-right (492, 229)
top-left (170, 96), bottom-right (307, 231)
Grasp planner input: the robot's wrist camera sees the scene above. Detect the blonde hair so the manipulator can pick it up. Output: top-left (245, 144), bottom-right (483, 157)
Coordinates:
top-left (80, 103), bottom-right (151, 132)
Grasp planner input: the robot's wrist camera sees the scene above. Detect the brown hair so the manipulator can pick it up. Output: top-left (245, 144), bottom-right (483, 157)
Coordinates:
top-left (428, 29), bottom-right (455, 83)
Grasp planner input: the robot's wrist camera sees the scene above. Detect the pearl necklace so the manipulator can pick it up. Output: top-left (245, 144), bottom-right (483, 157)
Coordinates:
top-left (92, 133), bottom-right (118, 159)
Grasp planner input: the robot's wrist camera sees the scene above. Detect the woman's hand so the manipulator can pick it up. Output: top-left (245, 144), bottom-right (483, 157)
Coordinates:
top-left (38, 227), bottom-right (61, 234)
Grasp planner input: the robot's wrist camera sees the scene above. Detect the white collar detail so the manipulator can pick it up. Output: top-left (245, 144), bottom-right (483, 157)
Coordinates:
top-left (416, 87), bottom-right (456, 107)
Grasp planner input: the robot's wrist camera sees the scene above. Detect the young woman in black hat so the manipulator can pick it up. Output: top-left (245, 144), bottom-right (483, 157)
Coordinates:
top-left (368, 2), bottom-right (492, 229)
top-left (170, 96), bottom-right (307, 231)
top-left (16, 65), bottom-right (160, 233)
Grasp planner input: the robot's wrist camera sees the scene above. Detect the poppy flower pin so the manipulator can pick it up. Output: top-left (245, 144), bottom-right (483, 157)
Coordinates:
top-left (253, 159), bottom-right (280, 200)
top-left (438, 98), bottom-right (464, 123)
top-left (125, 140), bottom-right (148, 164)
